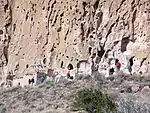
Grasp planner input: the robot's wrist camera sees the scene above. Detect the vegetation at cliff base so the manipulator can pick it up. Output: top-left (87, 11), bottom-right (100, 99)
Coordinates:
top-left (73, 89), bottom-right (117, 113)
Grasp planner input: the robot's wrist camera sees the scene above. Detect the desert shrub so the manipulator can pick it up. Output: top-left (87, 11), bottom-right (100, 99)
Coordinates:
top-left (73, 89), bottom-right (117, 113)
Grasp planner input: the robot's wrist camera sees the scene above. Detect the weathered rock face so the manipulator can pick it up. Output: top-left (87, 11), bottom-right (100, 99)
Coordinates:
top-left (0, 0), bottom-right (11, 84)
top-left (0, 0), bottom-right (150, 85)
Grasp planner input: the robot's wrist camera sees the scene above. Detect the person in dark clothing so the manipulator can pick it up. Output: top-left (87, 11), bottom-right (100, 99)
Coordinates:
top-left (40, 75), bottom-right (45, 83)
top-left (115, 59), bottom-right (119, 65)
top-left (31, 77), bottom-right (35, 86)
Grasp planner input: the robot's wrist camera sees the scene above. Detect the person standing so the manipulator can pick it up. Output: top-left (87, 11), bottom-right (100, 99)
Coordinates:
top-left (66, 71), bottom-right (70, 79)
top-left (115, 59), bottom-right (121, 71)
top-left (31, 77), bottom-right (35, 87)
top-left (40, 75), bottom-right (45, 83)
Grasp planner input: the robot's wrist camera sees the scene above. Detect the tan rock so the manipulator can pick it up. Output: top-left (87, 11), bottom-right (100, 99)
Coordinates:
top-left (0, 0), bottom-right (150, 86)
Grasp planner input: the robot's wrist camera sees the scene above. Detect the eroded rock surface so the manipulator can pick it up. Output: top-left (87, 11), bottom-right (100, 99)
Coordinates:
top-left (0, 0), bottom-right (150, 85)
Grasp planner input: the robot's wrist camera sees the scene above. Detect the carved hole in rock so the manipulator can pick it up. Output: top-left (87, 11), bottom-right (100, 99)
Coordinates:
top-left (82, 2), bottom-right (87, 7)
top-left (109, 67), bottom-right (114, 75)
top-left (129, 56), bottom-right (135, 66)
top-left (0, 30), bottom-right (3, 35)
top-left (70, 6), bottom-right (72, 10)
top-left (88, 47), bottom-right (92, 55)
top-left (47, 6), bottom-right (50, 11)
top-left (26, 12), bottom-right (29, 20)
top-left (50, 47), bottom-right (54, 52)
top-left (121, 37), bottom-right (130, 52)
top-left (31, 17), bottom-right (33, 21)
top-left (26, 64), bottom-right (29, 68)
top-left (139, 71), bottom-right (142, 75)
top-left (15, 64), bottom-right (19, 71)
top-left (92, 53), bottom-right (96, 58)
top-left (3, 47), bottom-right (8, 64)
top-left (140, 57), bottom-right (147, 67)
top-left (42, 7), bottom-right (45, 10)
top-left (4, 4), bottom-right (8, 12)
top-left (13, 24), bottom-right (16, 32)
top-left (93, 0), bottom-right (99, 10)
top-left (60, 12), bottom-right (64, 17)
top-left (57, 27), bottom-right (61, 32)
top-left (3, 39), bottom-right (7, 44)
top-left (66, 56), bottom-right (69, 59)
top-left (61, 61), bottom-right (64, 68)
top-left (76, 9), bottom-right (78, 13)
top-left (43, 58), bottom-right (46, 64)
top-left (68, 63), bottom-right (73, 70)
top-left (17, 6), bottom-right (19, 8)
top-left (90, 35), bottom-right (93, 38)
top-left (97, 47), bottom-right (105, 58)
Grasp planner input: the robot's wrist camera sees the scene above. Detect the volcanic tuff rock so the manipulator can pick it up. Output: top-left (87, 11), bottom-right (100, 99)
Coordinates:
top-left (0, 0), bottom-right (150, 85)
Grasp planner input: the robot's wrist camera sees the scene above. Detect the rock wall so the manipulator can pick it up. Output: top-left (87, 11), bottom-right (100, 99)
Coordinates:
top-left (0, 0), bottom-right (11, 84)
top-left (0, 0), bottom-right (150, 85)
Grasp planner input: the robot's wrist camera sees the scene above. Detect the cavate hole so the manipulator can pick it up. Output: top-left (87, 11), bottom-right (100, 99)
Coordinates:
top-left (43, 58), bottom-right (46, 64)
top-left (4, 4), bottom-right (8, 12)
top-left (129, 56), bottom-right (135, 66)
top-left (121, 37), bottom-right (130, 52)
top-left (60, 12), bottom-right (64, 17)
top-left (0, 30), bottom-right (3, 35)
top-left (25, 12), bottom-right (29, 20)
top-left (68, 63), bottom-right (73, 70)
top-left (88, 47), bottom-right (92, 55)
top-left (13, 24), bottom-right (16, 32)
top-left (31, 17), bottom-right (33, 21)
top-left (61, 61), bottom-right (64, 68)
top-left (26, 64), bottom-right (29, 68)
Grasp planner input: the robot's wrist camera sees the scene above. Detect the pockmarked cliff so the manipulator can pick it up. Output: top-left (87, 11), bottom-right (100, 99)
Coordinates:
top-left (0, 0), bottom-right (150, 86)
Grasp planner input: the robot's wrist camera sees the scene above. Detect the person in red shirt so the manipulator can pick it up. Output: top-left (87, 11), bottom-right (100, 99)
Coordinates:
top-left (115, 59), bottom-right (121, 71)
top-left (66, 71), bottom-right (70, 79)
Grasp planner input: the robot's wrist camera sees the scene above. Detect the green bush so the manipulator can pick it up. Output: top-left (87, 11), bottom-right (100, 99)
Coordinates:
top-left (73, 89), bottom-right (117, 113)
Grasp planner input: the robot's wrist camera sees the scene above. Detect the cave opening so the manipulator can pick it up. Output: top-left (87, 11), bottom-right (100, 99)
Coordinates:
top-left (67, 63), bottom-right (73, 70)
top-left (121, 37), bottom-right (130, 52)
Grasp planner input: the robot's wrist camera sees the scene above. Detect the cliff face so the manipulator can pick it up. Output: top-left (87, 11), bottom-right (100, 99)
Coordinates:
top-left (0, 0), bottom-right (150, 85)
